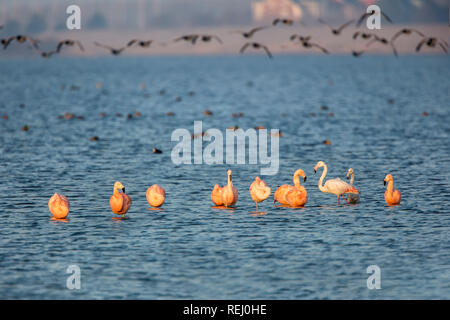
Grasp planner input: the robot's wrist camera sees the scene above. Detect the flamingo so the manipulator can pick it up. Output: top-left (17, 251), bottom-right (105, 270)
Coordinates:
top-left (211, 169), bottom-right (238, 207)
top-left (314, 161), bottom-right (358, 204)
top-left (274, 169), bottom-right (307, 206)
top-left (249, 177), bottom-right (271, 211)
top-left (146, 184), bottom-right (166, 208)
top-left (110, 181), bottom-right (132, 217)
top-left (346, 168), bottom-right (360, 204)
top-left (384, 174), bottom-right (401, 205)
top-left (48, 193), bottom-right (70, 219)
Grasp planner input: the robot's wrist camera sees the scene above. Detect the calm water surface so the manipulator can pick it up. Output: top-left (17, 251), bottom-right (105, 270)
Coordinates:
top-left (0, 56), bottom-right (449, 299)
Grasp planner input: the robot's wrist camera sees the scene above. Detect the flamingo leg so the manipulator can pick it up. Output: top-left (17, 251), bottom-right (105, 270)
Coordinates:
top-left (341, 195), bottom-right (349, 204)
top-left (256, 202), bottom-right (258, 212)
top-left (337, 196), bottom-right (340, 205)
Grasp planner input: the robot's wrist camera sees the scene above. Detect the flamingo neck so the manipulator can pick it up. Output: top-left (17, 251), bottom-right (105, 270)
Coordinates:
top-left (386, 180), bottom-right (394, 195)
top-left (227, 174), bottom-right (232, 188)
top-left (293, 173), bottom-right (301, 187)
top-left (350, 173), bottom-right (355, 185)
top-left (114, 186), bottom-right (119, 195)
top-left (318, 165), bottom-right (327, 192)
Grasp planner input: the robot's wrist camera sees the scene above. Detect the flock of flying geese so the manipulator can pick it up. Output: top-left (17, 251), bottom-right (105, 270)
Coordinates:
top-left (48, 163), bottom-right (402, 220)
top-left (1, 9), bottom-right (449, 59)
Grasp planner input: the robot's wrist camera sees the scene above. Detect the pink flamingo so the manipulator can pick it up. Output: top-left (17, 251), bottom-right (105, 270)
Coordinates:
top-left (274, 169), bottom-right (307, 206)
top-left (314, 161), bottom-right (358, 204)
top-left (249, 176), bottom-right (271, 211)
top-left (211, 169), bottom-right (238, 207)
top-left (48, 193), bottom-right (70, 219)
top-left (146, 184), bottom-right (166, 208)
top-left (384, 174), bottom-right (401, 205)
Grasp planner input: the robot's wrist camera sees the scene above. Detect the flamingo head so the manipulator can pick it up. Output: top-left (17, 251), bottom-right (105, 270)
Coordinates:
top-left (346, 168), bottom-right (354, 179)
top-left (114, 181), bottom-right (126, 193)
top-left (314, 161), bottom-right (326, 174)
top-left (227, 169), bottom-right (233, 182)
top-left (384, 174), bottom-right (393, 185)
top-left (294, 169), bottom-right (307, 182)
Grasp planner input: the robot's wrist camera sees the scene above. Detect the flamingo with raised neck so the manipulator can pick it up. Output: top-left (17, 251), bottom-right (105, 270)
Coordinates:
top-left (110, 181), bottom-right (132, 217)
top-left (211, 170), bottom-right (238, 207)
top-left (274, 169), bottom-right (307, 206)
top-left (314, 161), bottom-right (358, 204)
top-left (346, 168), bottom-right (360, 204)
top-left (384, 174), bottom-right (401, 205)
top-left (249, 176), bottom-right (271, 211)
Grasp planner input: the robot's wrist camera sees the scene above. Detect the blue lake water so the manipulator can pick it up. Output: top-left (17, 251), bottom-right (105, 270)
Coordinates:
top-left (0, 55), bottom-right (449, 299)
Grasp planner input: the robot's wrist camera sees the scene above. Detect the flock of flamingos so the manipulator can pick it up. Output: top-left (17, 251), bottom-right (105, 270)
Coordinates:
top-left (48, 161), bottom-right (402, 220)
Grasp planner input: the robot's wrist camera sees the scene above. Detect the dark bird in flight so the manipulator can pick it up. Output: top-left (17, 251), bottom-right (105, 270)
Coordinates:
top-left (351, 50), bottom-right (364, 57)
top-left (290, 34), bottom-right (311, 42)
top-left (2, 35), bottom-right (39, 49)
top-left (366, 35), bottom-right (398, 57)
top-left (240, 42), bottom-right (273, 59)
top-left (318, 19), bottom-right (355, 35)
top-left (94, 42), bottom-right (126, 55)
top-left (199, 34), bottom-right (222, 44)
top-left (356, 9), bottom-right (392, 27)
top-left (127, 39), bottom-right (154, 48)
top-left (352, 31), bottom-right (374, 40)
top-left (296, 39), bottom-right (329, 54)
top-left (390, 28), bottom-right (425, 43)
top-left (37, 50), bottom-right (57, 58)
top-left (273, 18), bottom-right (294, 26)
top-left (231, 26), bottom-right (268, 39)
top-left (57, 39), bottom-right (84, 53)
top-left (416, 37), bottom-right (448, 53)
top-left (174, 34), bottom-right (199, 44)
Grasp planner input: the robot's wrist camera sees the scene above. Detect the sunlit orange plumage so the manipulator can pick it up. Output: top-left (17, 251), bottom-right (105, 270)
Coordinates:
top-left (249, 176), bottom-right (271, 211)
top-left (274, 169), bottom-right (307, 207)
top-left (384, 174), bottom-right (401, 205)
top-left (146, 184), bottom-right (166, 208)
top-left (48, 193), bottom-right (70, 219)
top-left (110, 181), bottom-right (132, 216)
top-left (211, 169), bottom-right (238, 207)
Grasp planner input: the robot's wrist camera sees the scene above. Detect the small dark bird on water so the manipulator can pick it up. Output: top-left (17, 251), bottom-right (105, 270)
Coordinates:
top-left (240, 42), bottom-right (273, 59)
top-left (22, 125), bottom-right (29, 131)
top-left (273, 18), bottom-right (294, 26)
top-left (203, 110), bottom-right (213, 116)
top-left (94, 42), bottom-right (126, 55)
top-left (89, 136), bottom-right (99, 141)
top-left (153, 148), bottom-right (162, 154)
top-left (231, 26), bottom-right (268, 39)
top-left (166, 112), bottom-right (175, 116)
top-left (352, 50), bottom-right (364, 57)
top-left (57, 39), bottom-right (84, 53)
top-left (356, 9), bottom-right (392, 27)
top-left (318, 19), bottom-right (354, 35)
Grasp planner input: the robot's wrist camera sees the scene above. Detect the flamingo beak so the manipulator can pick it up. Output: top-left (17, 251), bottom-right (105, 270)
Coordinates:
top-left (122, 187), bottom-right (126, 193)
top-left (383, 181), bottom-right (386, 186)
top-left (304, 176), bottom-right (307, 182)
top-left (314, 169), bottom-right (317, 174)
top-left (346, 176), bottom-right (349, 180)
